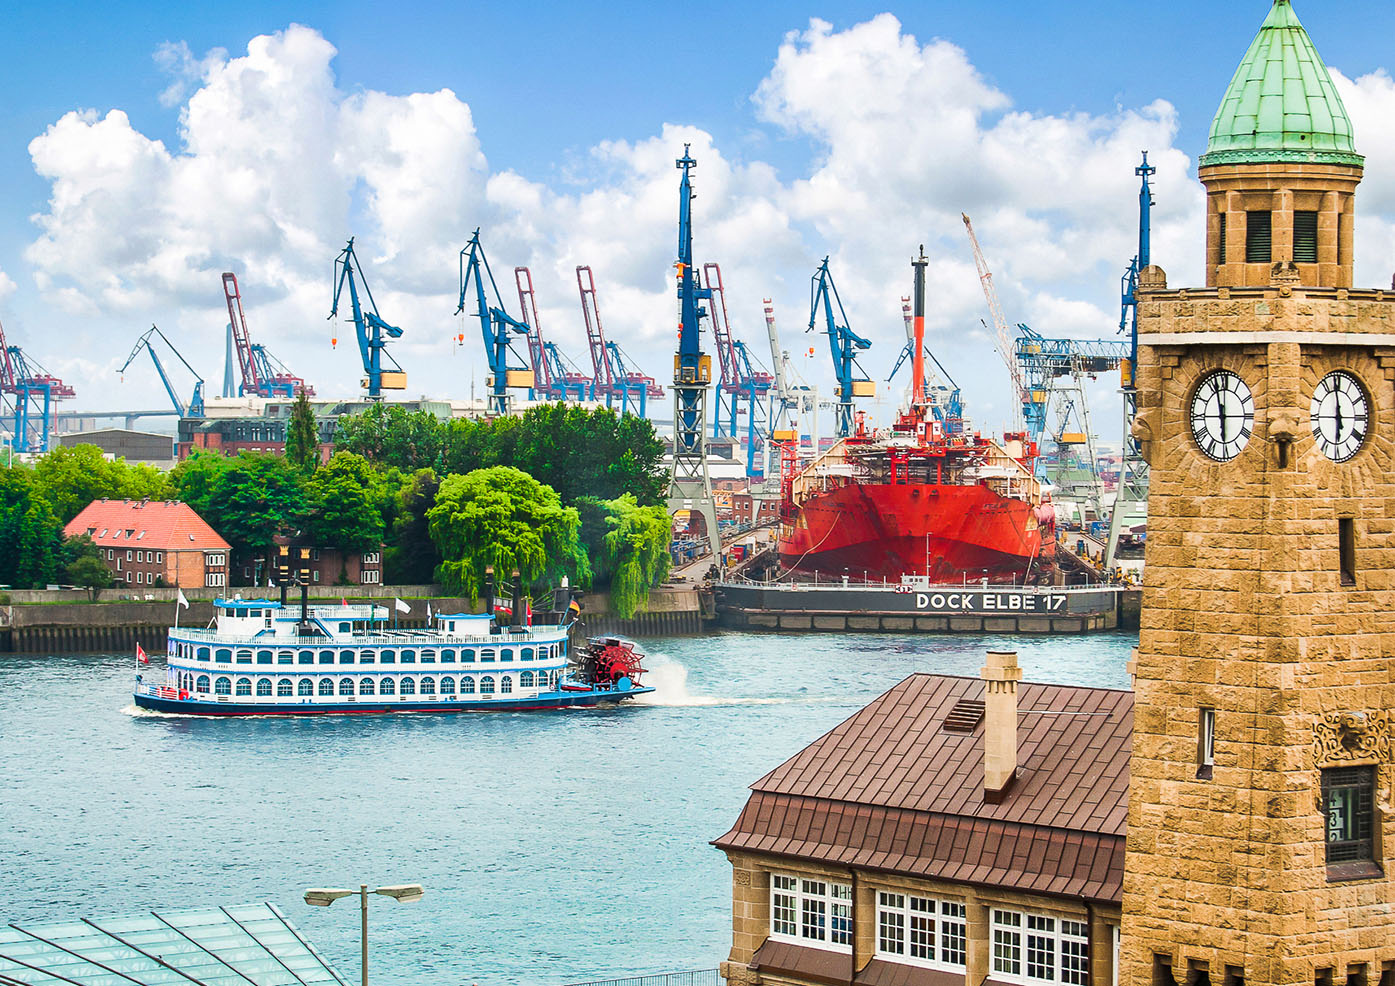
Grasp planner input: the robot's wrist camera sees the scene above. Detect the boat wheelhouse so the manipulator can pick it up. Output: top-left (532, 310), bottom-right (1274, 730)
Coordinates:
top-left (133, 597), bottom-right (653, 715)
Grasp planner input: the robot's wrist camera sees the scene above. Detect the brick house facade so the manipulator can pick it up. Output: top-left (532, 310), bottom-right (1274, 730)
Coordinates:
top-left (64, 500), bottom-right (231, 590)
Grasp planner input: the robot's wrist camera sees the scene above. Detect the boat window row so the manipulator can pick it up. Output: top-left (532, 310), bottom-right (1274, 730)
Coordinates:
top-left (174, 644), bottom-right (564, 665)
top-left (178, 672), bottom-right (561, 697)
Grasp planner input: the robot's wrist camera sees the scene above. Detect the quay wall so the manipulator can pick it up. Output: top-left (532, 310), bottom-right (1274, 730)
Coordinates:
top-left (0, 586), bottom-right (704, 654)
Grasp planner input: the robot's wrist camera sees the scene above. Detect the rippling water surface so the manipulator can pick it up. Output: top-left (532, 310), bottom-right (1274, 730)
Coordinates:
top-left (0, 629), bottom-right (1135, 985)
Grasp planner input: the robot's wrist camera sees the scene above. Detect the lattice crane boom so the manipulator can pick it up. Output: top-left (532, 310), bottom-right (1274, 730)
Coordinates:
top-left (119, 324), bottom-right (205, 417)
top-left (457, 229), bottom-right (532, 415)
top-left (962, 213), bottom-right (1026, 430)
top-left (331, 238), bottom-right (405, 399)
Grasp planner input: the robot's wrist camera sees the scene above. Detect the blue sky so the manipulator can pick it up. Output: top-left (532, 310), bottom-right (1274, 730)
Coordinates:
top-left (3, 1), bottom-right (1395, 433)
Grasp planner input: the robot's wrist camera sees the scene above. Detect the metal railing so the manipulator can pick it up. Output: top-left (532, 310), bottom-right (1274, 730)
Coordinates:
top-left (562, 970), bottom-right (719, 986)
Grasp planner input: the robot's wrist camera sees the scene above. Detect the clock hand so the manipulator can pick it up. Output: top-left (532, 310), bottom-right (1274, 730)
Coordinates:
top-left (1218, 392), bottom-right (1228, 444)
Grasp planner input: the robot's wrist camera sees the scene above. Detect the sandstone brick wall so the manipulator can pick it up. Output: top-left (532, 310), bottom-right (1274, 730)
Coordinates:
top-left (1121, 279), bottom-right (1395, 986)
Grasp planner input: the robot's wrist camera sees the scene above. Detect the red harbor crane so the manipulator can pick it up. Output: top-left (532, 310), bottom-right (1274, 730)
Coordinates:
top-left (515, 267), bottom-right (592, 401)
top-left (576, 265), bottom-right (662, 416)
top-left (0, 315), bottom-right (74, 453)
top-left (222, 272), bottom-right (314, 400)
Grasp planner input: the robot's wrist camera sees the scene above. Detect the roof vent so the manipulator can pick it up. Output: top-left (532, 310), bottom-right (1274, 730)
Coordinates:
top-left (943, 698), bottom-right (985, 733)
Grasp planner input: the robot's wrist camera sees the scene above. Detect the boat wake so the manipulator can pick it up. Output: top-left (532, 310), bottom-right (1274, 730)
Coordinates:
top-left (633, 657), bottom-right (839, 708)
top-left (121, 703), bottom-right (219, 720)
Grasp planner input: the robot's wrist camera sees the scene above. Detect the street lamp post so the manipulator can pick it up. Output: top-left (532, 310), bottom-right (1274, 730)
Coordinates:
top-left (304, 883), bottom-right (424, 986)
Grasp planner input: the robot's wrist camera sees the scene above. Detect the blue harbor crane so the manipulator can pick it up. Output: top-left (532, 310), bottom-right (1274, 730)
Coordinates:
top-left (329, 238), bottom-right (405, 399)
top-left (703, 262), bottom-right (773, 478)
top-left (0, 315), bottom-right (74, 454)
top-left (807, 258), bottom-right (872, 438)
top-left (665, 145), bottom-right (721, 562)
top-left (119, 324), bottom-right (205, 417)
top-left (457, 229), bottom-right (533, 415)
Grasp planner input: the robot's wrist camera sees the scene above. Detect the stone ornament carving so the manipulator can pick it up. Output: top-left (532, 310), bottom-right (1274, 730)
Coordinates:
top-left (1313, 711), bottom-right (1392, 767)
top-left (734, 870), bottom-right (751, 887)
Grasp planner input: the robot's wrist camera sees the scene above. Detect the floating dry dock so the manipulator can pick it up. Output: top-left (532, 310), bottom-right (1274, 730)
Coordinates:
top-left (715, 580), bottom-right (1131, 633)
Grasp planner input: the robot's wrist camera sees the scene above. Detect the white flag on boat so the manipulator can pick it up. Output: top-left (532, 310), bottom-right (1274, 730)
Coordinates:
top-left (426, 601), bottom-right (432, 619)
top-left (394, 597), bottom-right (411, 614)
top-left (177, 589), bottom-right (190, 610)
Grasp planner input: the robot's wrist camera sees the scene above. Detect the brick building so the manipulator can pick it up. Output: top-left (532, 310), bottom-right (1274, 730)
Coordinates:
top-left (65, 499), bottom-right (230, 590)
top-left (715, 652), bottom-right (1126, 986)
top-left (235, 540), bottom-right (383, 587)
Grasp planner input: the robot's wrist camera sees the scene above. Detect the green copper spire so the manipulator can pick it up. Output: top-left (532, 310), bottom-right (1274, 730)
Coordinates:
top-left (1200, 0), bottom-right (1363, 168)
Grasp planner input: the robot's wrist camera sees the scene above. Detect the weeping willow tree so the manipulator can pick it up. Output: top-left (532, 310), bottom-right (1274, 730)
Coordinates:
top-left (427, 466), bottom-right (589, 600)
top-left (585, 494), bottom-right (673, 618)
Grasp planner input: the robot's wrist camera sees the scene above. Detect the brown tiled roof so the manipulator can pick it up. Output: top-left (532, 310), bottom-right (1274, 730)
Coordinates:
top-left (855, 959), bottom-right (964, 986)
top-left (714, 674), bottom-right (1132, 904)
top-left (64, 499), bottom-right (230, 553)
top-left (749, 939), bottom-right (852, 986)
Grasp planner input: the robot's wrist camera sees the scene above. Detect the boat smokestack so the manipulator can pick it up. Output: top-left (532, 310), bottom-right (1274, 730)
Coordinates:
top-left (981, 649), bottom-right (1021, 802)
top-left (510, 570), bottom-right (524, 631)
top-left (911, 245), bottom-right (928, 405)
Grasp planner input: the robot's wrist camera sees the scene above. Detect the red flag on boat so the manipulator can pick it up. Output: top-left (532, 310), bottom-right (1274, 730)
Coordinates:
top-left (341, 597), bottom-right (349, 607)
top-left (136, 642), bottom-right (149, 665)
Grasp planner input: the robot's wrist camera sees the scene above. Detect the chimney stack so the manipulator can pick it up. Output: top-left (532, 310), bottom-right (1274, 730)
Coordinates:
top-left (981, 649), bottom-right (1022, 802)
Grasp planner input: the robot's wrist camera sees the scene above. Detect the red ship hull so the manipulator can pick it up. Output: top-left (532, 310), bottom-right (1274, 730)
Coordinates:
top-left (778, 482), bottom-right (1054, 584)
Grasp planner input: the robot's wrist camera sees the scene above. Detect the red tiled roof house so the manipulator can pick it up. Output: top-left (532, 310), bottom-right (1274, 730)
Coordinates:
top-left (714, 651), bottom-right (1129, 986)
top-left (64, 499), bottom-right (231, 591)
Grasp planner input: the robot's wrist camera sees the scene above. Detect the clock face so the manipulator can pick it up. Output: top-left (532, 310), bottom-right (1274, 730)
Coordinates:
top-left (1190, 370), bottom-right (1255, 462)
top-left (1311, 371), bottom-right (1369, 463)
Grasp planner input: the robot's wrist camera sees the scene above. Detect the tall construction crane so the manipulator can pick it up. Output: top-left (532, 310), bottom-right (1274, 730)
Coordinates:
top-left (763, 299), bottom-right (819, 470)
top-left (515, 267), bottom-right (591, 401)
top-left (119, 325), bottom-right (205, 417)
top-left (222, 273), bottom-right (313, 399)
top-left (0, 316), bottom-right (74, 454)
top-left (330, 238), bottom-right (406, 400)
top-left (576, 265), bottom-right (662, 416)
top-left (807, 257), bottom-right (872, 438)
top-left (455, 229), bottom-right (533, 415)
top-left (666, 145), bottom-right (720, 562)
top-left (702, 263), bottom-right (773, 477)
top-left (962, 213), bottom-right (1027, 431)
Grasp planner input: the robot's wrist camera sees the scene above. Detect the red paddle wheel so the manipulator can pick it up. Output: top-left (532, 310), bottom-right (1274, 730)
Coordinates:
top-left (586, 637), bottom-right (647, 687)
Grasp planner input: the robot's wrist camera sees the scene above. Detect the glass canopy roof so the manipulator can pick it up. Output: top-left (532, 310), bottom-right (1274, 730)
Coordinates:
top-left (0, 903), bottom-right (348, 986)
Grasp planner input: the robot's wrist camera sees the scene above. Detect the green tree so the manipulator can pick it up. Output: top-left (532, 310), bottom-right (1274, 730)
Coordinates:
top-left (576, 494), bottom-right (672, 617)
top-left (427, 466), bottom-right (589, 599)
top-left (169, 451), bottom-right (234, 520)
top-left (303, 452), bottom-right (386, 555)
top-left (285, 390), bottom-right (320, 472)
top-left (29, 444), bottom-right (171, 524)
top-left (334, 403), bottom-right (444, 471)
top-left (63, 534), bottom-right (113, 600)
top-left (200, 453), bottom-right (307, 558)
top-left (0, 468), bottom-right (65, 588)
top-left (384, 468), bottom-right (442, 585)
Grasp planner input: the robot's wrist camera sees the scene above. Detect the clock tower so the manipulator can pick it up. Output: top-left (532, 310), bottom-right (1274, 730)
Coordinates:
top-left (1121, 2), bottom-right (1395, 984)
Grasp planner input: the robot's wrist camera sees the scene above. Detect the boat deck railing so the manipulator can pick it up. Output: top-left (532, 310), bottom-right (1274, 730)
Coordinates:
top-left (166, 626), bottom-right (568, 647)
top-left (562, 970), bottom-right (719, 986)
top-left (718, 575), bottom-right (1126, 594)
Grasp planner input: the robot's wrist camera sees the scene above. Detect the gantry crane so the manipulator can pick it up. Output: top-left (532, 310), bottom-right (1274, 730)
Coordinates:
top-left (222, 273), bottom-right (313, 399)
top-left (807, 257), bottom-right (873, 438)
top-left (962, 213), bottom-right (1028, 432)
top-left (329, 238), bottom-right (406, 399)
top-left (119, 324), bottom-right (205, 417)
top-left (457, 230), bottom-right (533, 415)
top-left (666, 144), bottom-right (720, 562)
top-left (515, 267), bottom-right (591, 401)
top-left (0, 316), bottom-right (74, 453)
top-left (702, 263), bottom-right (773, 477)
top-left (763, 299), bottom-right (819, 468)
top-left (576, 265), bottom-right (662, 416)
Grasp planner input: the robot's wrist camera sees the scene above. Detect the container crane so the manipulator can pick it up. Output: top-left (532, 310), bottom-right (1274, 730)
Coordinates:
top-left (119, 324), bottom-right (205, 417)
top-left (515, 267), bottom-right (591, 401)
top-left (330, 238), bottom-right (406, 400)
top-left (807, 257), bottom-right (872, 438)
top-left (763, 298), bottom-right (819, 472)
top-left (0, 316), bottom-right (74, 453)
top-left (222, 273), bottom-right (313, 399)
top-left (701, 263), bottom-right (773, 477)
top-left (665, 144), bottom-right (720, 562)
top-left (457, 229), bottom-right (533, 415)
top-left (576, 266), bottom-right (662, 416)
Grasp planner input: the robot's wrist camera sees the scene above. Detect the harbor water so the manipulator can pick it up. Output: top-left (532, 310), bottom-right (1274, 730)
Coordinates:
top-left (0, 629), bottom-right (1136, 985)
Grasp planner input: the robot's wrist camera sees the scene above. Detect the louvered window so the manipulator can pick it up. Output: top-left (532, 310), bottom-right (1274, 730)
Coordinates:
top-left (1217, 213), bottom-right (1227, 264)
top-left (1246, 210), bottom-right (1272, 264)
top-left (1293, 211), bottom-right (1318, 263)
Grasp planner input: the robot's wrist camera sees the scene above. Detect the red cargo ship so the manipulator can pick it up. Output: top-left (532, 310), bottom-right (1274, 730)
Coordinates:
top-left (776, 250), bottom-right (1055, 585)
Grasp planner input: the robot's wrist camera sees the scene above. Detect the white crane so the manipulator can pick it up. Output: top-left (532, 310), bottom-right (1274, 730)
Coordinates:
top-left (962, 213), bottom-right (1025, 431)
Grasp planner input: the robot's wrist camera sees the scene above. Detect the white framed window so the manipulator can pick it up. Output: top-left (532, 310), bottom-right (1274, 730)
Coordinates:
top-left (126, 550), bottom-right (132, 561)
top-left (206, 572), bottom-right (225, 587)
top-left (156, 552), bottom-right (163, 563)
top-left (991, 909), bottom-right (1089, 985)
top-left (362, 551), bottom-right (380, 564)
top-left (876, 892), bottom-right (966, 970)
top-left (1199, 707), bottom-right (1216, 769)
top-left (768, 873), bottom-right (851, 952)
top-left (313, 570), bottom-right (320, 583)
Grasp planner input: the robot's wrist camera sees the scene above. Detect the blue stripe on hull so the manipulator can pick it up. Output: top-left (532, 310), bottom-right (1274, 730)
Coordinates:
top-left (132, 688), bottom-right (654, 717)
